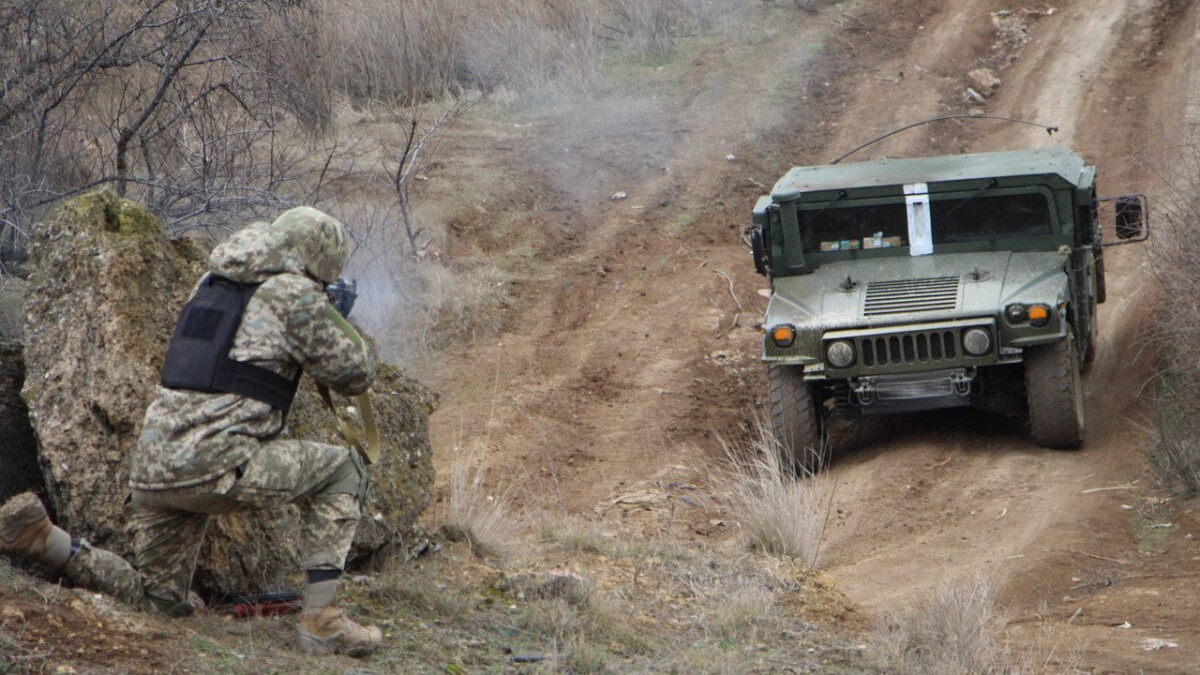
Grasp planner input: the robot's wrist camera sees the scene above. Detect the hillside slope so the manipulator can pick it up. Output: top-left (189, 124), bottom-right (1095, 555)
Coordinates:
top-left (427, 0), bottom-right (1200, 672)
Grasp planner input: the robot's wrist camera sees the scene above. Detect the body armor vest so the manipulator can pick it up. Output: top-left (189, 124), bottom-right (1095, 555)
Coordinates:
top-left (161, 275), bottom-right (301, 411)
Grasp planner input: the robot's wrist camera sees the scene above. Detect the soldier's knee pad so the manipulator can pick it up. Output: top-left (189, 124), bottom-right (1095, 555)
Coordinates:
top-left (325, 449), bottom-right (368, 503)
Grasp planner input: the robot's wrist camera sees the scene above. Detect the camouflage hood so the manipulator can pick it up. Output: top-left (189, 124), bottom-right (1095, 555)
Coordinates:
top-left (208, 207), bottom-right (350, 285)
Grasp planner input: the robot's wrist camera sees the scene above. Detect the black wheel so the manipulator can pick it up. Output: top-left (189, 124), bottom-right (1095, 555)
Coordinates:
top-left (768, 364), bottom-right (825, 473)
top-left (1024, 330), bottom-right (1085, 449)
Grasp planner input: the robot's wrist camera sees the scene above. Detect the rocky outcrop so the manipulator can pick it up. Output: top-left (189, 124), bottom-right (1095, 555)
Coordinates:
top-left (22, 191), bottom-right (203, 544)
top-left (21, 190), bottom-right (435, 596)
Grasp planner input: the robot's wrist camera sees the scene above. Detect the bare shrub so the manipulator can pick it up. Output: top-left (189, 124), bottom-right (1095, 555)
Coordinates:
top-left (459, 2), bottom-right (603, 95)
top-left (871, 573), bottom-right (1010, 675)
top-left (1145, 144), bottom-right (1200, 494)
top-left (0, 1), bottom-right (343, 257)
top-left (315, 0), bottom-right (601, 105)
top-left (716, 418), bottom-right (832, 567)
top-left (315, 0), bottom-right (751, 102)
top-left (443, 446), bottom-right (519, 562)
top-left (604, 0), bottom-right (747, 59)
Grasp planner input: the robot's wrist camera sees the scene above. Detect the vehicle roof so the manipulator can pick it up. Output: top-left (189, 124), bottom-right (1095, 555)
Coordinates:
top-left (771, 147), bottom-right (1086, 200)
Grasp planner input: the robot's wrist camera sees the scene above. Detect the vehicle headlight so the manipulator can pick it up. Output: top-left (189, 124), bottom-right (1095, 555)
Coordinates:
top-left (1005, 303), bottom-right (1028, 323)
top-left (826, 340), bottom-right (855, 368)
top-left (962, 328), bottom-right (992, 356)
top-left (770, 324), bottom-right (796, 348)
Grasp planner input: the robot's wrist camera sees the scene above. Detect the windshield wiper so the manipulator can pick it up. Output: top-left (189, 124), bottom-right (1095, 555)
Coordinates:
top-left (941, 178), bottom-right (998, 226)
top-left (804, 190), bottom-right (848, 226)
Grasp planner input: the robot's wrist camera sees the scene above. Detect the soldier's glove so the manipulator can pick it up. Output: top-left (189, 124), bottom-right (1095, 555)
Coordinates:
top-left (325, 278), bottom-right (358, 318)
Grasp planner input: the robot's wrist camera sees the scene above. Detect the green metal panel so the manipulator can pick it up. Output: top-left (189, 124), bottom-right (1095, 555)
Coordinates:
top-left (771, 148), bottom-right (1086, 200)
top-left (761, 250), bottom-right (1070, 372)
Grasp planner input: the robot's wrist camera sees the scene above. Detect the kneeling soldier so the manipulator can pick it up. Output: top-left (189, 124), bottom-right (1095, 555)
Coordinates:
top-left (1, 207), bottom-right (380, 655)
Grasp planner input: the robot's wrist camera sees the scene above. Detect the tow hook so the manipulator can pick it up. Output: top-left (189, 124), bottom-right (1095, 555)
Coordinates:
top-left (853, 377), bottom-right (877, 406)
top-left (951, 370), bottom-right (973, 397)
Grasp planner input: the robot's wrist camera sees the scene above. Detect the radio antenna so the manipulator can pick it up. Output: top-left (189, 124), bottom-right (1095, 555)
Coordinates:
top-left (828, 114), bottom-right (1059, 165)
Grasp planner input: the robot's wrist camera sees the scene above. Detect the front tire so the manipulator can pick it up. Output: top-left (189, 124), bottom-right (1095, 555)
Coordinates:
top-left (1024, 330), bottom-right (1086, 449)
top-left (768, 365), bottom-right (825, 473)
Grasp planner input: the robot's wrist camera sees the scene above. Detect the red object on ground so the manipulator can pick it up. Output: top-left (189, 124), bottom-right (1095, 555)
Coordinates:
top-left (230, 591), bottom-right (302, 619)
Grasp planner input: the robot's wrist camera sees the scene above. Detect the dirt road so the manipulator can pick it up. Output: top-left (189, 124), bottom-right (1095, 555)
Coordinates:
top-left (427, 0), bottom-right (1200, 671)
top-left (816, 1), bottom-right (1200, 671)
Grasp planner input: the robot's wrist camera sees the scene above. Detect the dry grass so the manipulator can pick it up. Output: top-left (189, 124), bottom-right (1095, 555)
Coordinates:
top-left (607, 0), bottom-right (747, 60)
top-left (871, 573), bottom-right (1006, 675)
top-left (535, 512), bottom-right (611, 555)
top-left (867, 572), bottom-right (1084, 674)
top-left (704, 580), bottom-right (776, 640)
top-left (316, 0), bottom-right (602, 104)
top-left (868, 566), bottom-right (1056, 672)
top-left (442, 446), bottom-right (520, 562)
top-left (314, 0), bottom-right (757, 104)
top-left (715, 418), bottom-right (833, 567)
top-left (1144, 144), bottom-right (1200, 494)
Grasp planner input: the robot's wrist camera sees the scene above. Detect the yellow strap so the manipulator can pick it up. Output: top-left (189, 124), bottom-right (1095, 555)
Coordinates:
top-left (316, 383), bottom-right (381, 465)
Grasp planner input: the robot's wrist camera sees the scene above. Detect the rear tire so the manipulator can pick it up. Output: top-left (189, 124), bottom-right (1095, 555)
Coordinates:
top-left (1025, 330), bottom-right (1085, 449)
top-left (768, 365), bottom-right (825, 473)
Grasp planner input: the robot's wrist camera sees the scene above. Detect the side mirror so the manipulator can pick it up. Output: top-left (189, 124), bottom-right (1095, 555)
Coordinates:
top-left (1096, 194), bottom-right (1149, 247)
top-left (750, 225), bottom-right (769, 276)
top-left (1115, 196), bottom-right (1145, 240)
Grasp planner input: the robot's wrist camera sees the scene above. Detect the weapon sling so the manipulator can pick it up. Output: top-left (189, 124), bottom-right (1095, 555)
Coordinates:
top-left (316, 384), bottom-right (382, 465)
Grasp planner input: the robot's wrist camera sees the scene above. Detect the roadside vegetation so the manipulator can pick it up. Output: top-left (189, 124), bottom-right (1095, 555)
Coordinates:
top-left (1146, 145), bottom-right (1200, 494)
top-left (867, 572), bottom-right (1080, 675)
top-left (717, 418), bottom-right (834, 566)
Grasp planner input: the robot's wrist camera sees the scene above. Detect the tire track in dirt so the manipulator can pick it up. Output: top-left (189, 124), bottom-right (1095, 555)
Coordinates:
top-left (426, 5), bottom-right (935, 516)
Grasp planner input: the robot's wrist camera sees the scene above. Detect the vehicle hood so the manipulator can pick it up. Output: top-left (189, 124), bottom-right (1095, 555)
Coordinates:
top-left (766, 251), bottom-right (1069, 330)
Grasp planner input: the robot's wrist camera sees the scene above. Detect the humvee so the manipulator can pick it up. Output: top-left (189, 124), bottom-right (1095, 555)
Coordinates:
top-left (749, 148), bottom-right (1148, 470)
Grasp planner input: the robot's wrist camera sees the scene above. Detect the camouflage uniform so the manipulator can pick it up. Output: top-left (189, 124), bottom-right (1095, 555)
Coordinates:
top-left (62, 207), bottom-right (374, 615)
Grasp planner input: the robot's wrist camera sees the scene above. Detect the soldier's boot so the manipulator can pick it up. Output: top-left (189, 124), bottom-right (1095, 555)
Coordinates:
top-left (0, 492), bottom-right (73, 569)
top-left (296, 578), bottom-right (382, 656)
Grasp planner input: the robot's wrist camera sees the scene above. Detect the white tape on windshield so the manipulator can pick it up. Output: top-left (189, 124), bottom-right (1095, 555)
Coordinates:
top-left (904, 182), bottom-right (933, 256)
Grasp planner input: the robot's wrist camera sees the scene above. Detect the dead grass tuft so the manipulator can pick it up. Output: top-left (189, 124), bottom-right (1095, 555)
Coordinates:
top-left (443, 447), bottom-right (520, 563)
top-left (715, 418), bottom-right (833, 567)
top-left (705, 580), bottom-right (776, 640)
top-left (868, 571), bottom-right (1017, 672)
top-left (536, 512), bottom-right (610, 555)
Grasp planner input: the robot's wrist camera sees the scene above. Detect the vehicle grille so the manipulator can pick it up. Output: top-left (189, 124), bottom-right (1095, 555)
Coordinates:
top-left (859, 329), bottom-right (961, 367)
top-left (863, 276), bottom-right (960, 316)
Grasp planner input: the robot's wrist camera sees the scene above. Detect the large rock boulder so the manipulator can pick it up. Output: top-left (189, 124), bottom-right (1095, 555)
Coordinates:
top-left (22, 191), bottom-right (202, 542)
top-left (21, 190), bottom-right (435, 596)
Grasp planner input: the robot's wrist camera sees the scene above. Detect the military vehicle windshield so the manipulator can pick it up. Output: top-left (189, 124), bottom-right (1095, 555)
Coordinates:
top-left (801, 203), bottom-right (907, 253)
top-left (931, 193), bottom-right (1053, 243)
top-left (800, 192), bottom-right (1054, 253)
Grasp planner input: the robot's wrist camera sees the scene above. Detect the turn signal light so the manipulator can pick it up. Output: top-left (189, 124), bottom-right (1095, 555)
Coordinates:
top-left (1028, 304), bottom-right (1051, 327)
top-left (771, 325), bottom-right (797, 348)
